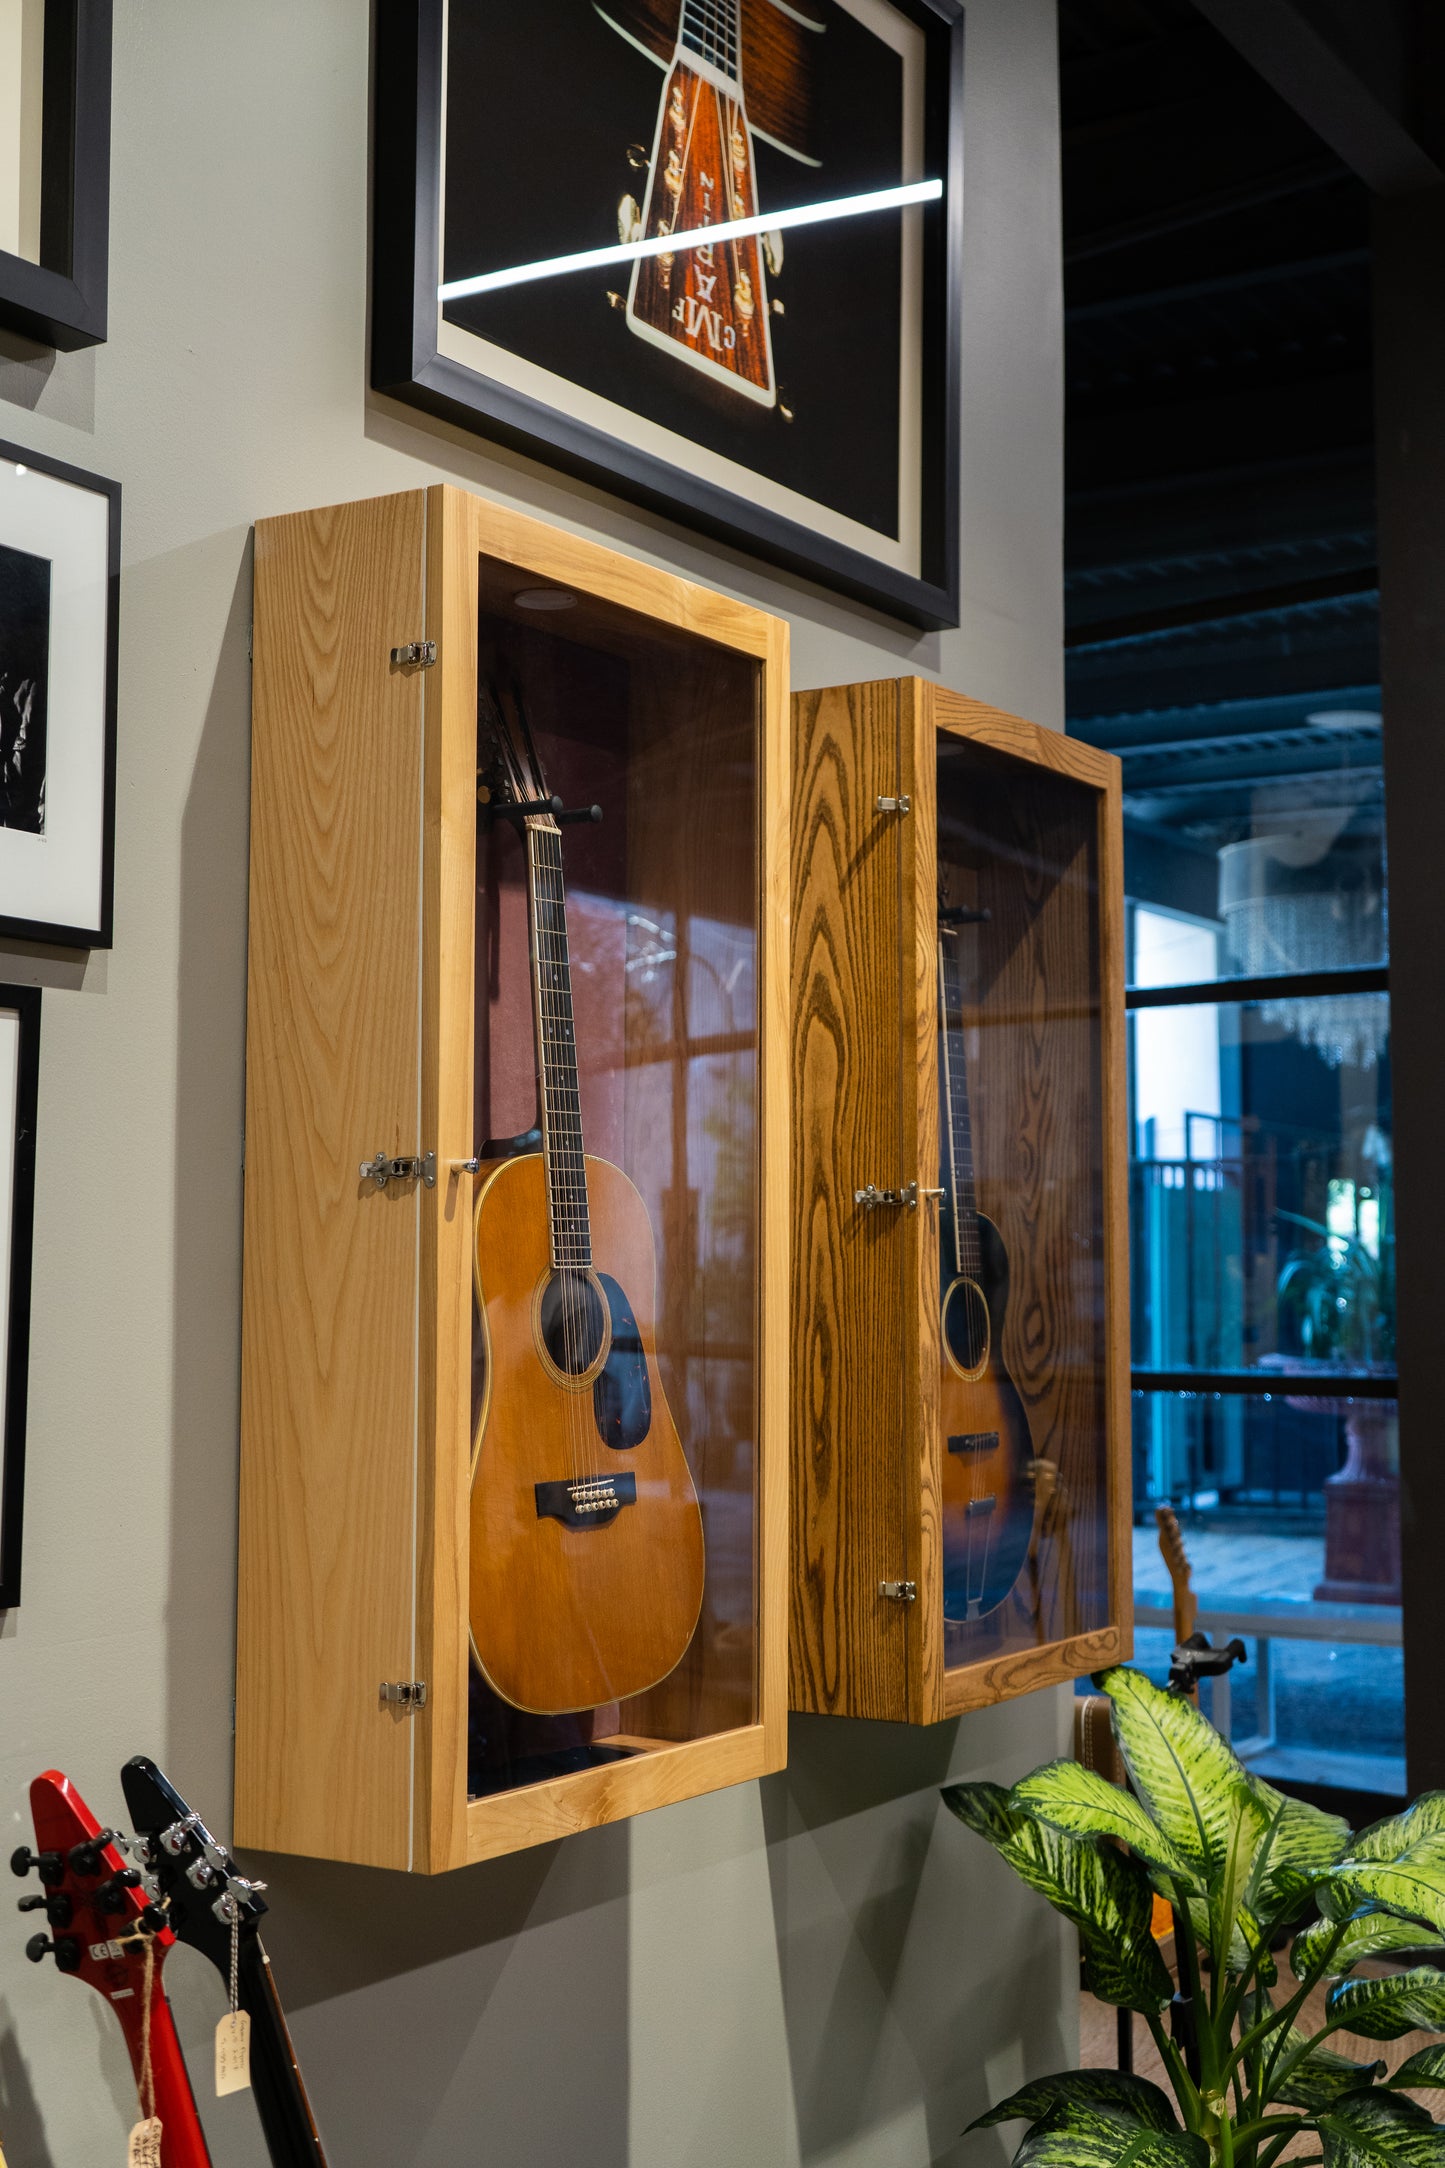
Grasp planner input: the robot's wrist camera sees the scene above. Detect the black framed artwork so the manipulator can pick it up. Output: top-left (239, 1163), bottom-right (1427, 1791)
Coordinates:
top-left (0, 984), bottom-right (40, 1609)
top-left (0, 0), bottom-right (113, 350)
top-left (373, 0), bottom-right (964, 630)
top-left (0, 438), bottom-right (119, 946)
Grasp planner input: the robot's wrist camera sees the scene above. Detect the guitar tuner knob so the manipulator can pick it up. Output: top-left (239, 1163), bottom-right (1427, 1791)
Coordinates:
top-left (16, 1894), bottom-right (45, 1912)
top-left (25, 1932), bottom-right (81, 1973)
top-left (95, 1869), bottom-right (143, 1911)
top-left (10, 1846), bottom-right (62, 1885)
top-left (68, 1829), bottom-right (117, 1875)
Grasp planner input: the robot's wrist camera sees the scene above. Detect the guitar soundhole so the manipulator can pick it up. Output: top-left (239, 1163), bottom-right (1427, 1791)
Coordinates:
top-left (943, 1278), bottom-right (990, 1376)
top-left (539, 1271), bottom-right (608, 1378)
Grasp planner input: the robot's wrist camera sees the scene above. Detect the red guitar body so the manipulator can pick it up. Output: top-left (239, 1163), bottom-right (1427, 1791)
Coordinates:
top-left (24, 1771), bottom-right (211, 2168)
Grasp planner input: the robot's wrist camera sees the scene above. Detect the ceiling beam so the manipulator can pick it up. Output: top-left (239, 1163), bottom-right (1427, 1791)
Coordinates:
top-left (1189, 0), bottom-right (1443, 195)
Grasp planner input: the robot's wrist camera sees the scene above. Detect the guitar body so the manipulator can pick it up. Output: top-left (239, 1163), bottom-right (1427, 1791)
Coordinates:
top-left (470, 1150), bottom-right (706, 1714)
top-left (938, 1209), bottom-right (1036, 1623)
top-left (627, 54), bottom-right (777, 402)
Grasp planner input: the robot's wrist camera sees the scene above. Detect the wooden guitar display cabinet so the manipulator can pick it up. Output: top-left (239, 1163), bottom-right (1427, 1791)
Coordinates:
top-left (791, 679), bottom-right (1132, 1724)
top-left (236, 487), bottom-right (789, 1869)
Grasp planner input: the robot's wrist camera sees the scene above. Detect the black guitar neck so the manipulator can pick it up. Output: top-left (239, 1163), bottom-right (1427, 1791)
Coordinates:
top-left (120, 1757), bottom-right (330, 2168)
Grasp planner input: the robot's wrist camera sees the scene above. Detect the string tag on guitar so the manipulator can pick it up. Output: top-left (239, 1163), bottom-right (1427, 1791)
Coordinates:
top-left (215, 1908), bottom-right (251, 2096)
top-left (127, 2120), bottom-right (163, 2167)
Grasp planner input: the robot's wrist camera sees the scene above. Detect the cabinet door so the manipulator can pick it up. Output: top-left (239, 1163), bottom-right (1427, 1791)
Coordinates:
top-left (791, 681), bottom-right (915, 1718)
top-left (237, 493), bottom-right (426, 1869)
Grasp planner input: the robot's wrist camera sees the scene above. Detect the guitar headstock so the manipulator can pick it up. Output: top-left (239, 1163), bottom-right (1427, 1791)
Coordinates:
top-left (477, 676), bottom-right (552, 815)
top-left (120, 1757), bottom-right (267, 1978)
top-left (16, 1770), bottom-right (170, 1995)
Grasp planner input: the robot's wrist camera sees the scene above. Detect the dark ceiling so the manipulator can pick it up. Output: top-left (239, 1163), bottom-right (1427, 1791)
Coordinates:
top-left (1060, 0), bottom-right (1380, 868)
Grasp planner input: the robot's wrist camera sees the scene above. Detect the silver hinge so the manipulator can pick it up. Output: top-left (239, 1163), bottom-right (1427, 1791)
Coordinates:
top-left (879, 1580), bottom-right (918, 1604)
top-left (359, 1150), bottom-right (437, 1190)
top-left (875, 794), bottom-right (911, 815)
top-left (854, 1182), bottom-right (920, 1211)
top-left (380, 1681), bottom-right (428, 1710)
top-left (390, 640), bottom-right (437, 669)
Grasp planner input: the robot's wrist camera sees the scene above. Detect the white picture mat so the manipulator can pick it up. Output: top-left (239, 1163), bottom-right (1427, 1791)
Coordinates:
top-left (437, 0), bottom-right (930, 579)
top-left (0, 0), bottom-right (45, 264)
top-left (0, 456), bottom-right (110, 934)
top-left (0, 1010), bottom-right (20, 1545)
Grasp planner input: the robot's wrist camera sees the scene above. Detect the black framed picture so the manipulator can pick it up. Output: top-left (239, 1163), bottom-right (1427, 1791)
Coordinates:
top-left (0, 438), bottom-right (119, 946)
top-left (0, 0), bottom-right (112, 350)
top-left (0, 984), bottom-right (40, 1610)
top-left (373, 0), bottom-right (964, 630)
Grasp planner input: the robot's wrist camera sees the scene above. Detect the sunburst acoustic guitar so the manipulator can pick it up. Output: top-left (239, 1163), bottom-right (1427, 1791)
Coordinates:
top-left (937, 912), bottom-right (1036, 1624)
top-left (469, 691), bottom-right (706, 1716)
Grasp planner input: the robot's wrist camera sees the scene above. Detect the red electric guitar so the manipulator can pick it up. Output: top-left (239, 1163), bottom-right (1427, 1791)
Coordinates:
top-left (14, 1771), bottom-right (212, 2168)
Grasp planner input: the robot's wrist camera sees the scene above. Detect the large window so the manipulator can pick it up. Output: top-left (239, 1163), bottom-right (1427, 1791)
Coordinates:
top-left (1111, 758), bottom-right (1400, 1804)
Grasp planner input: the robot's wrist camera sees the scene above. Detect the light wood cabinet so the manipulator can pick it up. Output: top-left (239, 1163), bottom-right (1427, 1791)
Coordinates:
top-left (236, 487), bottom-right (789, 1869)
top-left (790, 679), bottom-right (1132, 1724)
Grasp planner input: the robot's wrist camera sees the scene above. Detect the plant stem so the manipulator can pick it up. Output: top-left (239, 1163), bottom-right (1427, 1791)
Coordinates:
top-left (1147, 2008), bottom-right (1201, 2129)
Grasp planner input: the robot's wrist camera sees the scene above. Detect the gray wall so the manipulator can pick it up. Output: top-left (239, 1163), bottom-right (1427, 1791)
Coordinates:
top-left (0, 1), bottom-right (1070, 2161)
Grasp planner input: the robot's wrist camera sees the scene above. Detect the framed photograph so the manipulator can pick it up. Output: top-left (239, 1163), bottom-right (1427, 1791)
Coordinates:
top-left (0, 984), bottom-right (39, 1610)
top-left (0, 0), bottom-right (113, 350)
top-left (0, 438), bottom-right (118, 946)
top-left (373, 0), bottom-right (964, 630)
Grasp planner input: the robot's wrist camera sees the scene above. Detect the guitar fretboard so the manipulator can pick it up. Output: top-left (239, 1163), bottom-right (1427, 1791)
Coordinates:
top-left (938, 933), bottom-right (982, 1282)
top-left (527, 818), bottom-right (592, 1269)
top-left (679, 0), bottom-right (741, 84)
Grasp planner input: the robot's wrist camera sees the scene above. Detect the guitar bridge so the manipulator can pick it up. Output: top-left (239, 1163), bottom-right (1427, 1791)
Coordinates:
top-left (535, 1472), bottom-right (638, 1530)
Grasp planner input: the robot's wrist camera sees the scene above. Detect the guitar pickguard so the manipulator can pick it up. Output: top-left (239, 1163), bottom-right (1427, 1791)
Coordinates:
top-left (594, 1272), bottom-right (653, 1448)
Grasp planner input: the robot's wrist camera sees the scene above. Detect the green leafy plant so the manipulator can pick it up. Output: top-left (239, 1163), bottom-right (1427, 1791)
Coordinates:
top-left (1275, 1177), bottom-right (1395, 1370)
top-left (945, 1667), bottom-right (1445, 2168)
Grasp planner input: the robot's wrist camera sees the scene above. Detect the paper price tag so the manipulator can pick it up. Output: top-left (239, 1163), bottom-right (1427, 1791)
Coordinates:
top-left (127, 2119), bottom-right (163, 2168)
top-left (215, 2008), bottom-right (252, 2096)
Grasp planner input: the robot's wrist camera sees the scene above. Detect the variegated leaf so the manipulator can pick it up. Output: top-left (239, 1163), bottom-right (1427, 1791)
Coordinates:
top-left (1327, 1969), bottom-right (1445, 2041)
top-left (1293, 1914), bottom-right (1443, 1983)
top-left (1011, 1763), bottom-right (1191, 1879)
top-left (969, 2072), bottom-right (1180, 2134)
top-left (1315, 2086), bottom-right (1445, 2168)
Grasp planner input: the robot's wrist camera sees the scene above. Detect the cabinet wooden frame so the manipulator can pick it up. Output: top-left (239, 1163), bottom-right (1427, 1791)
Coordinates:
top-left (790, 678), bottom-right (1132, 1725)
top-left (236, 485), bottom-right (790, 1870)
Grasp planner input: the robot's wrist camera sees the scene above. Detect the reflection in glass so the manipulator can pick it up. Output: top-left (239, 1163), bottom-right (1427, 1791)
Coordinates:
top-left (1131, 992), bottom-right (1392, 1382)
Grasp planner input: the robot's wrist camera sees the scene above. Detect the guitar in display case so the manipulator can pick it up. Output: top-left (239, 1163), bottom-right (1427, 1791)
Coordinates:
top-left (470, 684), bottom-right (706, 1715)
top-left (120, 1757), bottom-right (329, 2168)
top-left (14, 1770), bottom-right (212, 2168)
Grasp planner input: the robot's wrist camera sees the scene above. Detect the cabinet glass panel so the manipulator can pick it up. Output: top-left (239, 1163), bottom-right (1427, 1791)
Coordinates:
top-left (935, 733), bottom-right (1112, 1673)
top-left (467, 565), bottom-right (758, 1796)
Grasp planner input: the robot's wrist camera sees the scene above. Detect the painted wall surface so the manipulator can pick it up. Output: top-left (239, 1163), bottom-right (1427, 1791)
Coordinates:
top-left (0, 1), bottom-right (1068, 2162)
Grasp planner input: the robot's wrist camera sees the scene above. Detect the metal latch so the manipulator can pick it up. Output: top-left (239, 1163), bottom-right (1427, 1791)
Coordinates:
top-left (879, 1581), bottom-right (918, 1604)
top-left (359, 1150), bottom-right (437, 1190)
top-left (390, 640), bottom-right (436, 669)
top-left (380, 1681), bottom-right (428, 1709)
top-left (875, 794), bottom-right (911, 815)
top-left (855, 1182), bottom-right (920, 1211)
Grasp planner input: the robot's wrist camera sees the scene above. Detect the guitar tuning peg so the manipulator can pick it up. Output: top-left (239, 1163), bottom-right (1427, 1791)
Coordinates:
top-left (625, 142), bottom-right (649, 171)
top-left (16, 1894), bottom-right (46, 1912)
top-left (10, 1846), bottom-right (62, 1885)
top-left (617, 195), bottom-right (642, 245)
top-left (68, 1829), bottom-right (116, 1875)
top-left (25, 1932), bottom-right (81, 1973)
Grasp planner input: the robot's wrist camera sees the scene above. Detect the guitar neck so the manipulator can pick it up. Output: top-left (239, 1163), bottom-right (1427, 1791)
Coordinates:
top-left (236, 1937), bottom-right (330, 2168)
top-left (678, 0), bottom-right (742, 85)
top-left (114, 1973), bottom-right (212, 2168)
top-left (938, 933), bottom-right (982, 1282)
top-left (526, 817), bottom-right (591, 1270)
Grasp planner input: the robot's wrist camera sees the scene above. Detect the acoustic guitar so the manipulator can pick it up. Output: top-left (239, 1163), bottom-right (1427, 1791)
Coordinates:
top-left (937, 916), bottom-right (1036, 1623)
top-left (15, 1771), bottom-right (212, 2168)
top-left (470, 691), bottom-right (706, 1716)
top-left (622, 0), bottom-right (782, 404)
top-left (121, 1758), bottom-right (329, 2168)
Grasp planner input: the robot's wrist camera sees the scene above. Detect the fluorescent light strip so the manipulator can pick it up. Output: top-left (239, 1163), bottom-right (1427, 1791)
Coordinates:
top-left (438, 178), bottom-right (944, 303)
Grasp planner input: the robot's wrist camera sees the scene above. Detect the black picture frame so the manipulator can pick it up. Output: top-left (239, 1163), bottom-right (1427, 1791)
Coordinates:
top-left (0, 434), bottom-right (119, 947)
top-left (372, 0), bottom-right (964, 631)
top-left (0, 0), bottom-right (113, 351)
top-left (0, 984), bottom-right (41, 1610)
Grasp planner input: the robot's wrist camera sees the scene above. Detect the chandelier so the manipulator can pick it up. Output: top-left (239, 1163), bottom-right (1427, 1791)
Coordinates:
top-left (1218, 813), bottom-right (1387, 1069)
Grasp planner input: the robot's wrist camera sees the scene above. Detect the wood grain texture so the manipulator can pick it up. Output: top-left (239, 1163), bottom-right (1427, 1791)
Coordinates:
top-left (789, 680), bottom-right (913, 1719)
top-left (757, 615), bottom-right (791, 1768)
top-left (789, 678), bottom-right (1129, 1724)
top-left (414, 485), bottom-right (481, 1872)
top-left (236, 493), bottom-right (426, 1868)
